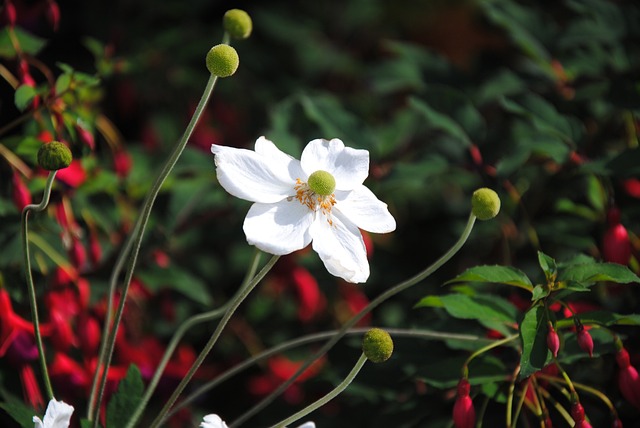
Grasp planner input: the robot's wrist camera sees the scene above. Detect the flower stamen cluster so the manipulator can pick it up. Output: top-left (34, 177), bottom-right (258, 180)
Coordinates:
top-left (293, 175), bottom-right (337, 226)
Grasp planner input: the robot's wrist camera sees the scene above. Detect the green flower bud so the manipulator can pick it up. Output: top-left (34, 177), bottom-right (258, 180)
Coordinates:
top-left (308, 170), bottom-right (336, 196)
top-left (223, 9), bottom-right (252, 40)
top-left (471, 187), bottom-right (500, 220)
top-left (37, 141), bottom-right (72, 171)
top-left (206, 44), bottom-right (239, 78)
top-left (362, 328), bottom-right (394, 363)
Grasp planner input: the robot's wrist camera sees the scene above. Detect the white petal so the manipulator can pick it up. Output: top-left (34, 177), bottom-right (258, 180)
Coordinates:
top-left (254, 136), bottom-right (306, 179)
top-left (200, 414), bottom-right (229, 428)
top-left (300, 139), bottom-right (369, 191)
top-left (211, 144), bottom-right (296, 203)
top-left (36, 399), bottom-right (74, 428)
top-left (243, 201), bottom-right (314, 255)
top-left (294, 423), bottom-right (316, 428)
top-left (310, 213), bottom-right (369, 283)
top-left (335, 186), bottom-right (396, 233)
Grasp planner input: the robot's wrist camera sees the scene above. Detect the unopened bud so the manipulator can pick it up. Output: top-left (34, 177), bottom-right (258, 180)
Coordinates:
top-left (362, 328), bottom-right (393, 363)
top-left (206, 44), bottom-right (239, 78)
top-left (471, 187), bottom-right (500, 220)
top-left (37, 141), bottom-right (72, 171)
top-left (547, 322), bottom-right (560, 358)
top-left (223, 9), bottom-right (252, 39)
top-left (576, 325), bottom-right (594, 358)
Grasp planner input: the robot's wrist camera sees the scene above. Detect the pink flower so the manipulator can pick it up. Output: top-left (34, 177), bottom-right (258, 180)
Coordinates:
top-left (453, 378), bottom-right (475, 428)
top-left (4, 1), bottom-right (16, 27)
top-left (602, 207), bottom-right (631, 265)
top-left (12, 171), bottom-right (31, 211)
top-left (576, 325), bottom-right (594, 358)
top-left (46, 0), bottom-right (60, 31)
top-left (616, 347), bottom-right (640, 409)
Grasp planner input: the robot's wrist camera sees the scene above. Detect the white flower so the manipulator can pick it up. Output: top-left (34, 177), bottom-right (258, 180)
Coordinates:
top-left (33, 399), bottom-right (74, 428)
top-left (200, 414), bottom-right (315, 428)
top-left (211, 137), bottom-right (396, 283)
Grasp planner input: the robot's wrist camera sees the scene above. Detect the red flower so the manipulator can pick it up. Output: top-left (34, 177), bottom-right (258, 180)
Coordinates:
top-left (602, 207), bottom-right (631, 265)
top-left (56, 159), bottom-right (87, 188)
top-left (547, 323), bottom-right (560, 358)
top-left (291, 266), bottom-right (325, 322)
top-left (75, 124), bottom-right (95, 150)
top-left (623, 178), bottom-right (640, 198)
top-left (338, 283), bottom-right (371, 326)
top-left (77, 313), bottom-right (101, 356)
top-left (89, 230), bottom-right (102, 267)
top-left (113, 149), bottom-right (132, 178)
top-left (4, 1), bottom-right (16, 27)
top-left (576, 325), bottom-right (594, 358)
top-left (69, 236), bottom-right (87, 270)
top-left (616, 347), bottom-right (640, 409)
top-left (12, 171), bottom-right (31, 211)
top-left (46, 0), bottom-right (60, 31)
top-left (453, 378), bottom-right (475, 428)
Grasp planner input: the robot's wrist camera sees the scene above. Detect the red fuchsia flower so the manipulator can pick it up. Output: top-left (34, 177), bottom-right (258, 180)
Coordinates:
top-left (89, 229), bottom-right (102, 267)
top-left (5, 332), bottom-right (45, 410)
top-left (69, 236), bottom-right (87, 270)
top-left (55, 159), bottom-right (87, 188)
top-left (616, 347), bottom-right (640, 409)
top-left (45, 0), bottom-right (60, 31)
top-left (602, 207), bottom-right (631, 265)
top-left (453, 378), bottom-right (475, 428)
top-left (76, 313), bottom-right (100, 356)
top-left (12, 170), bottom-right (31, 211)
top-left (75, 124), bottom-right (95, 150)
top-left (623, 178), bottom-right (640, 198)
top-left (612, 418), bottom-right (623, 428)
top-left (113, 148), bottom-right (132, 178)
top-left (290, 266), bottom-right (325, 322)
top-left (576, 325), bottom-right (594, 358)
top-left (547, 322), bottom-right (560, 358)
top-left (4, 0), bottom-right (16, 27)
top-left (337, 283), bottom-right (372, 326)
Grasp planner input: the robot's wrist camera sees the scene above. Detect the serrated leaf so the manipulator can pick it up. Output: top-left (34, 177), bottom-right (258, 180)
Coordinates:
top-left (531, 285), bottom-right (549, 301)
top-left (14, 84), bottom-right (37, 111)
top-left (415, 293), bottom-right (518, 325)
top-left (445, 265), bottom-right (533, 290)
top-left (106, 365), bottom-right (143, 428)
top-left (519, 305), bottom-right (552, 379)
top-left (558, 263), bottom-right (640, 286)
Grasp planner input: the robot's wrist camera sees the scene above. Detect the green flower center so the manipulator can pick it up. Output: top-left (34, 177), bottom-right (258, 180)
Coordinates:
top-left (307, 170), bottom-right (336, 196)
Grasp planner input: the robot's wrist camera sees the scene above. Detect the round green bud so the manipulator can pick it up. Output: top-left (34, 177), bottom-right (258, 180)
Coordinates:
top-left (223, 9), bottom-right (252, 40)
top-left (308, 170), bottom-right (336, 196)
top-left (206, 44), bottom-right (239, 78)
top-left (37, 141), bottom-right (72, 171)
top-left (362, 328), bottom-right (394, 363)
top-left (471, 187), bottom-right (501, 220)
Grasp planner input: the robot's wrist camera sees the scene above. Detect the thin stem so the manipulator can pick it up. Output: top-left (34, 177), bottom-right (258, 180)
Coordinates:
top-left (463, 334), bottom-right (518, 369)
top-left (231, 213), bottom-right (477, 427)
top-left (87, 73), bottom-right (219, 424)
top-left (537, 374), bottom-right (618, 415)
top-left (270, 353), bottom-right (368, 428)
top-left (123, 250), bottom-right (263, 428)
top-left (506, 364), bottom-right (520, 428)
top-left (21, 171), bottom-right (57, 400)
top-left (168, 327), bottom-right (491, 418)
top-left (148, 255), bottom-right (280, 428)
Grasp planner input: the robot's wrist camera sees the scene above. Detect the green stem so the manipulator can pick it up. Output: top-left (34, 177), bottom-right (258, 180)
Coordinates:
top-left (463, 334), bottom-right (518, 370)
top-left (231, 213), bottom-right (477, 427)
top-left (88, 73), bottom-right (219, 425)
top-left (123, 250), bottom-right (262, 428)
top-left (21, 171), bottom-right (57, 400)
top-left (270, 353), bottom-right (368, 428)
top-left (148, 254), bottom-right (280, 428)
top-left (168, 327), bottom-right (491, 419)
top-left (537, 374), bottom-right (618, 415)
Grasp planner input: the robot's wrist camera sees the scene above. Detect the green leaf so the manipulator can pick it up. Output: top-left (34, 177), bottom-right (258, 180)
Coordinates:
top-left (519, 304), bottom-right (552, 379)
top-left (106, 365), bottom-right (143, 428)
top-left (55, 73), bottom-right (72, 94)
top-left (445, 265), bottom-right (533, 290)
top-left (537, 251), bottom-right (557, 282)
top-left (136, 265), bottom-right (212, 305)
top-left (0, 398), bottom-right (36, 428)
top-left (558, 263), bottom-right (640, 286)
top-left (408, 96), bottom-right (473, 146)
top-left (81, 419), bottom-right (102, 428)
top-left (415, 293), bottom-right (518, 325)
top-left (14, 84), bottom-right (37, 111)
top-left (0, 27), bottom-right (47, 58)
top-left (531, 285), bottom-right (549, 301)
top-left (556, 310), bottom-right (640, 328)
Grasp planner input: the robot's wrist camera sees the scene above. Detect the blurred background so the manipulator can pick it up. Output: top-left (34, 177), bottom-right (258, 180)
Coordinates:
top-left (1, 0), bottom-right (640, 426)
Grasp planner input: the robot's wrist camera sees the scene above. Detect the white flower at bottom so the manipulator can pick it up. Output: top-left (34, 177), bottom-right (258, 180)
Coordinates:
top-left (33, 399), bottom-right (74, 428)
top-left (200, 414), bottom-right (315, 428)
top-left (211, 137), bottom-right (396, 283)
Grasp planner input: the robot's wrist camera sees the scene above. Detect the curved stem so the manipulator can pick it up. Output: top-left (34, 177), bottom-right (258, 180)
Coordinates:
top-left (463, 334), bottom-right (518, 369)
top-left (231, 213), bottom-right (477, 427)
top-left (88, 74), bottom-right (219, 425)
top-left (168, 327), bottom-right (490, 418)
top-left (123, 250), bottom-right (262, 428)
top-left (21, 171), bottom-right (57, 400)
top-left (270, 353), bottom-right (368, 428)
top-left (148, 254), bottom-right (280, 428)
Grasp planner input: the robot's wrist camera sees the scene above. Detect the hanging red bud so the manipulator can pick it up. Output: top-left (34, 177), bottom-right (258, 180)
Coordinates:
top-left (547, 322), bottom-right (560, 358)
top-left (46, 0), bottom-right (60, 31)
top-left (12, 171), bottom-right (31, 211)
top-left (75, 125), bottom-right (95, 150)
top-left (612, 418), bottom-right (623, 428)
top-left (571, 402), bottom-right (585, 422)
top-left (4, 1), bottom-right (16, 27)
top-left (576, 325), bottom-right (594, 358)
top-left (89, 230), bottom-right (102, 267)
top-left (616, 347), bottom-right (640, 409)
top-left (453, 378), bottom-right (475, 428)
top-left (69, 237), bottom-right (87, 269)
top-left (602, 207), bottom-right (631, 265)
